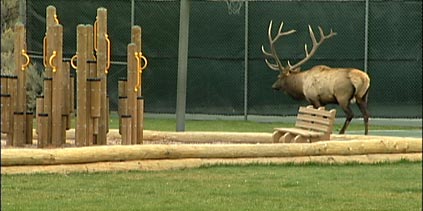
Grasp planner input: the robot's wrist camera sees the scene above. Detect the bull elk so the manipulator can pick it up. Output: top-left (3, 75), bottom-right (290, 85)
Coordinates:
top-left (261, 21), bottom-right (370, 135)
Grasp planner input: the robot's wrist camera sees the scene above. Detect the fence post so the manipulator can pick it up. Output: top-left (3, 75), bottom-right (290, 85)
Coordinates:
top-left (176, 0), bottom-right (190, 132)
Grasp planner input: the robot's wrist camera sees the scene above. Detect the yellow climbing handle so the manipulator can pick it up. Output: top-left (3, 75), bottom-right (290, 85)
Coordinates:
top-left (49, 51), bottom-right (57, 73)
top-left (21, 49), bottom-right (30, 71)
top-left (105, 34), bottom-right (111, 74)
top-left (139, 53), bottom-right (148, 70)
top-left (93, 20), bottom-right (98, 51)
top-left (134, 52), bottom-right (141, 92)
top-left (70, 54), bottom-right (78, 70)
top-left (54, 14), bottom-right (59, 24)
top-left (43, 36), bottom-right (48, 67)
top-left (134, 52), bottom-right (148, 92)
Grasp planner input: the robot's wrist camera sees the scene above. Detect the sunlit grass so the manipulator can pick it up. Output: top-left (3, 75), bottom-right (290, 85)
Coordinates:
top-left (2, 161), bottom-right (421, 211)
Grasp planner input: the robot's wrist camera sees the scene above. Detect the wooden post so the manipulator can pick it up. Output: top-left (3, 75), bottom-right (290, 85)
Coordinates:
top-left (121, 115), bottom-right (131, 145)
top-left (1, 94), bottom-right (11, 134)
top-left (7, 76), bottom-right (17, 145)
top-left (35, 96), bottom-right (44, 134)
top-left (43, 77), bottom-right (52, 145)
top-left (50, 24), bottom-right (64, 147)
top-left (25, 112), bottom-right (33, 144)
top-left (137, 96), bottom-right (144, 144)
top-left (36, 5), bottom-right (70, 148)
top-left (127, 43), bottom-right (138, 144)
top-left (75, 24), bottom-right (89, 146)
top-left (118, 25), bottom-right (147, 145)
top-left (95, 8), bottom-right (109, 145)
top-left (2, 22), bottom-right (32, 147)
top-left (12, 112), bottom-right (25, 147)
top-left (37, 113), bottom-right (48, 148)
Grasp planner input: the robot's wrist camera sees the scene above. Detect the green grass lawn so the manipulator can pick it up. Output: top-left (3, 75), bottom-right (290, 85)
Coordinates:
top-left (6, 113), bottom-right (421, 210)
top-left (107, 113), bottom-right (422, 133)
top-left (2, 161), bottom-right (422, 211)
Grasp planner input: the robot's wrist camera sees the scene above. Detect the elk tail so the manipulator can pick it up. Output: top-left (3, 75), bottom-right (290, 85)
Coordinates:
top-left (349, 69), bottom-right (371, 102)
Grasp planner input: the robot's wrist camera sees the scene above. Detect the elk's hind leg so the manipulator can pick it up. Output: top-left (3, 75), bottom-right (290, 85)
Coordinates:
top-left (356, 95), bottom-right (370, 135)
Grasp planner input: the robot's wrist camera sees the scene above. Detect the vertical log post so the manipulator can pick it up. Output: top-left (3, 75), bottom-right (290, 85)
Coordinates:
top-left (36, 5), bottom-right (71, 148)
top-left (0, 22), bottom-right (32, 147)
top-left (75, 25), bottom-right (89, 146)
top-left (119, 25), bottom-right (147, 145)
top-left (95, 8), bottom-right (110, 145)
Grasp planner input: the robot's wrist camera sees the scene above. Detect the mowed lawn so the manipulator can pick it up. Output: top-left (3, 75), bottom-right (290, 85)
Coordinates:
top-left (2, 161), bottom-right (422, 211)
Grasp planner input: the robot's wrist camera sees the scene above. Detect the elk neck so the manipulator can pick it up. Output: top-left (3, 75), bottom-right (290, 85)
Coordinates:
top-left (280, 71), bottom-right (306, 100)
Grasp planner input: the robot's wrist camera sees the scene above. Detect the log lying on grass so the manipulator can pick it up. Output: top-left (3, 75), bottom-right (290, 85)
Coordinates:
top-left (2, 138), bottom-right (421, 166)
top-left (2, 153), bottom-right (422, 175)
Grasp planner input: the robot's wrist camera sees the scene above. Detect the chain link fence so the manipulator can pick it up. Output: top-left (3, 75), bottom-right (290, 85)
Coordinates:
top-left (25, 0), bottom-right (422, 119)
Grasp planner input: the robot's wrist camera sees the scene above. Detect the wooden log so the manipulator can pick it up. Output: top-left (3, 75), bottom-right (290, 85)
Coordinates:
top-left (75, 25), bottom-right (89, 147)
top-left (96, 7), bottom-right (108, 146)
top-left (1, 139), bottom-right (421, 166)
top-left (37, 113), bottom-right (48, 148)
top-left (118, 78), bottom-right (127, 98)
top-left (121, 115), bottom-right (131, 145)
top-left (88, 77), bottom-right (101, 118)
top-left (14, 23), bottom-right (27, 113)
top-left (127, 44), bottom-right (138, 144)
top-left (35, 95), bottom-right (44, 134)
top-left (118, 96), bottom-right (128, 135)
top-left (25, 112), bottom-right (33, 144)
top-left (0, 75), bottom-right (9, 94)
top-left (43, 77), bottom-right (52, 145)
top-left (143, 130), bottom-right (273, 144)
top-left (69, 74), bottom-right (75, 114)
top-left (50, 24), bottom-right (64, 147)
top-left (2, 153), bottom-right (421, 175)
top-left (1, 94), bottom-right (11, 133)
top-left (12, 112), bottom-right (25, 147)
top-left (136, 96), bottom-right (144, 144)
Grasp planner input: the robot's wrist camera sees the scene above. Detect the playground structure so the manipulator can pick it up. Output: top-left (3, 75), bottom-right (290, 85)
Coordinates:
top-left (1, 5), bottom-right (149, 148)
top-left (36, 6), bottom-right (74, 148)
top-left (71, 7), bottom-right (110, 146)
top-left (118, 26), bottom-right (148, 145)
top-left (0, 22), bottom-right (32, 147)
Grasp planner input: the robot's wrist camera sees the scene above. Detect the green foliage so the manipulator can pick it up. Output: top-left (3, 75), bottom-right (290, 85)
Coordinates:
top-left (2, 161), bottom-right (422, 211)
top-left (1, 1), bottom-right (43, 112)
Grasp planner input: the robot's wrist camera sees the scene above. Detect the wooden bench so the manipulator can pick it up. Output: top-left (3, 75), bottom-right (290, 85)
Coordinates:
top-left (273, 105), bottom-right (337, 143)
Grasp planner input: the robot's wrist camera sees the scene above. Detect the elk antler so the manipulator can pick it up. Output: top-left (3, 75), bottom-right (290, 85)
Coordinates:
top-left (261, 21), bottom-right (296, 72)
top-left (287, 25), bottom-right (337, 72)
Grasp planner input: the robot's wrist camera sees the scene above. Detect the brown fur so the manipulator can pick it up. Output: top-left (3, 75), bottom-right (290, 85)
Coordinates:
top-left (272, 65), bottom-right (371, 135)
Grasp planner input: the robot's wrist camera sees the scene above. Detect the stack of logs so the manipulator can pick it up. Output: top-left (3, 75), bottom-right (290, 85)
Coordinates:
top-left (36, 6), bottom-right (75, 148)
top-left (118, 26), bottom-right (148, 145)
top-left (72, 7), bottom-right (110, 146)
top-left (0, 22), bottom-right (32, 147)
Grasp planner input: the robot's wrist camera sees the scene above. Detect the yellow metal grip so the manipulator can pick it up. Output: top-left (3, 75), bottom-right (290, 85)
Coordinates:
top-left (134, 52), bottom-right (141, 92)
top-left (105, 34), bottom-right (111, 74)
top-left (43, 36), bottom-right (48, 67)
top-left (49, 51), bottom-right (57, 73)
top-left (54, 14), bottom-right (59, 24)
top-left (21, 49), bottom-right (30, 71)
top-left (139, 53), bottom-right (148, 70)
top-left (134, 52), bottom-right (148, 92)
top-left (70, 54), bottom-right (78, 70)
top-left (93, 20), bottom-right (98, 51)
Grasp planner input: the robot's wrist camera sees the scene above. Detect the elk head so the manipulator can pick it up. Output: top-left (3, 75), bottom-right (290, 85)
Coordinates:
top-left (262, 21), bottom-right (336, 92)
top-left (262, 21), bottom-right (370, 135)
